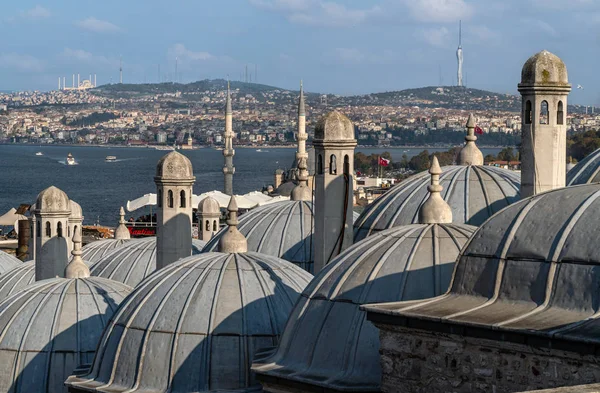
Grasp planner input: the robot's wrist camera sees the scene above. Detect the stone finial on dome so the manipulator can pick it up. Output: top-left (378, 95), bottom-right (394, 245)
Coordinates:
top-left (218, 196), bottom-right (248, 253)
top-left (418, 156), bottom-right (452, 224)
top-left (520, 50), bottom-right (569, 86)
top-left (314, 111), bottom-right (355, 141)
top-left (65, 227), bottom-right (90, 278)
top-left (155, 151), bottom-right (194, 181)
top-left (114, 206), bottom-right (131, 240)
top-left (457, 114), bottom-right (484, 166)
top-left (291, 157), bottom-right (312, 201)
top-left (35, 186), bottom-right (70, 213)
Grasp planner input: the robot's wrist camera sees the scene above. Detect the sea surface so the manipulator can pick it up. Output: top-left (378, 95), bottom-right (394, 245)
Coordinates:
top-left (0, 145), bottom-right (501, 226)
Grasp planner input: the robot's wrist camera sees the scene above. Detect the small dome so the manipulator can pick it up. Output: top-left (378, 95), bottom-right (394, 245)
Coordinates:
top-left (378, 184), bottom-right (600, 342)
top-left (81, 238), bottom-right (132, 264)
top-left (314, 111), bottom-right (355, 141)
top-left (35, 186), bottom-right (70, 213)
top-left (521, 50), bottom-right (568, 85)
top-left (89, 237), bottom-right (205, 288)
top-left (65, 252), bottom-right (312, 393)
top-left (155, 151), bottom-right (194, 180)
top-left (252, 223), bottom-right (476, 391)
top-left (203, 201), bottom-right (314, 272)
top-left (0, 250), bottom-right (20, 274)
top-left (275, 180), bottom-right (297, 197)
top-left (0, 277), bottom-right (131, 393)
top-left (567, 148), bottom-right (600, 185)
top-left (354, 165), bottom-right (520, 241)
top-left (69, 200), bottom-right (83, 219)
top-left (197, 196), bottom-right (220, 214)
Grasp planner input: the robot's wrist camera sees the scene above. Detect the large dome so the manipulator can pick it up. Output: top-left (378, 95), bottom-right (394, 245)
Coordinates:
top-left (0, 276), bottom-right (132, 393)
top-left (81, 238), bottom-right (133, 264)
top-left (253, 222), bottom-right (476, 392)
top-left (203, 201), bottom-right (315, 272)
top-left (354, 165), bottom-right (520, 241)
top-left (366, 184), bottom-right (600, 341)
top-left (567, 148), bottom-right (600, 186)
top-left (66, 252), bottom-right (313, 393)
top-left (89, 237), bottom-right (205, 288)
top-left (0, 250), bottom-right (20, 274)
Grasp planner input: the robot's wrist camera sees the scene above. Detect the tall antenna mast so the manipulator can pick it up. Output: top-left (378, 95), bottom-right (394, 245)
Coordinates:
top-left (119, 55), bottom-right (123, 84)
top-left (456, 20), bottom-right (463, 87)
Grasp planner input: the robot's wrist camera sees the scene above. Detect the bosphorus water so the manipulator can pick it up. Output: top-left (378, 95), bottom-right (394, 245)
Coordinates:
top-left (0, 145), bottom-right (501, 225)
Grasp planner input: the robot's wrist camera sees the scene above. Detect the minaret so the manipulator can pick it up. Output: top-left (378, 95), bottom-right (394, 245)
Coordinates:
top-left (114, 206), bottom-right (131, 240)
top-left (457, 114), bottom-right (483, 165)
top-left (34, 186), bottom-right (71, 280)
top-left (218, 196), bottom-right (248, 253)
top-left (223, 82), bottom-right (235, 195)
top-left (456, 20), bottom-right (463, 87)
top-left (418, 156), bottom-right (452, 224)
top-left (64, 227), bottom-right (90, 279)
top-left (197, 197), bottom-right (220, 241)
top-left (297, 81), bottom-right (308, 165)
top-left (154, 151), bottom-right (195, 269)
top-left (313, 111), bottom-right (357, 274)
top-left (518, 50), bottom-right (571, 198)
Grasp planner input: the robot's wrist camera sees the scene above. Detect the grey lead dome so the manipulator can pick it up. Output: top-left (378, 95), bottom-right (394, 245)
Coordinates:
top-left (0, 276), bottom-right (132, 393)
top-left (0, 250), bottom-right (20, 274)
top-left (252, 222), bottom-right (476, 392)
top-left (354, 165), bottom-right (520, 241)
top-left (567, 148), bottom-right (600, 186)
top-left (66, 252), bottom-right (312, 393)
top-left (81, 238), bottom-right (132, 264)
top-left (203, 201), bottom-right (315, 272)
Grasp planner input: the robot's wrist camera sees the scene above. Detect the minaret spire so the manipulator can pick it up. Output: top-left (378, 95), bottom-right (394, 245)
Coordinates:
top-left (296, 80), bottom-right (307, 166)
top-left (223, 80), bottom-right (235, 195)
top-left (418, 156), bottom-right (452, 224)
top-left (457, 114), bottom-right (483, 165)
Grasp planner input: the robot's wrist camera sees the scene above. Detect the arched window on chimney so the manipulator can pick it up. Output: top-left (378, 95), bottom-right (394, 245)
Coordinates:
top-left (557, 101), bottom-right (564, 125)
top-left (525, 100), bottom-right (532, 125)
top-left (540, 101), bottom-right (549, 125)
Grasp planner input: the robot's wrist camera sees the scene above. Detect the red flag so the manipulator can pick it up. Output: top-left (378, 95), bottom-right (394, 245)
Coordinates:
top-left (475, 125), bottom-right (484, 135)
top-left (379, 157), bottom-right (390, 167)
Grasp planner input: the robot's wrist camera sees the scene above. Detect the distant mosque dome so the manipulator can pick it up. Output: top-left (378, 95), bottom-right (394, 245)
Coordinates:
top-left (567, 148), bottom-right (600, 185)
top-left (520, 49), bottom-right (569, 85)
top-left (354, 165), bottom-right (520, 241)
top-left (203, 200), bottom-right (315, 272)
top-left (253, 157), bottom-right (477, 392)
top-left (81, 238), bottom-right (132, 264)
top-left (0, 250), bottom-right (20, 274)
top-left (66, 252), bottom-right (312, 393)
top-left (89, 237), bottom-right (205, 288)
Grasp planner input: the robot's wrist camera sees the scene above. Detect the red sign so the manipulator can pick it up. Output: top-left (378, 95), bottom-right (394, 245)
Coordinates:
top-left (128, 227), bottom-right (156, 237)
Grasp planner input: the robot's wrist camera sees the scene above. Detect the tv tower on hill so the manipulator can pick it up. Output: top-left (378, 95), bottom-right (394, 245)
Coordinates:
top-left (456, 20), bottom-right (463, 87)
top-left (119, 56), bottom-right (123, 84)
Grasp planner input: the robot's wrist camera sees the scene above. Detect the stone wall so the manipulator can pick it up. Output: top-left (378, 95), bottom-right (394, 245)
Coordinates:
top-left (377, 325), bottom-right (600, 393)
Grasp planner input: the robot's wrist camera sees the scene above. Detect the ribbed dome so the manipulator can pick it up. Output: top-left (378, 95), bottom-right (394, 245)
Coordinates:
top-left (197, 196), bottom-right (220, 214)
top-left (203, 201), bottom-right (314, 272)
top-left (89, 237), bottom-right (205, 288)
top-left (567, 148), bottom-right (600, 186)
top-left (70, 200), bottom-right (83, 219)
top-left (81, 239), bottom-right (133, 264)
top-left (35, 186), bottom-right (70, 212)
top-left (367, 184), bottom-right (600, 343)
top-left (253, 223), bottom-right (476, 391)
top-left (354, 165), bottom-right (520, 241)
top-left (66, 252), bottom-right (313, 393)
top-left (0, 250), bottom-right (20, 274)
top-left (155, 151), bottom-right (194, 180)
top-left (520, 50), bottom-right (568, 85)
top-left (0, 277), bottom-right (131, 393)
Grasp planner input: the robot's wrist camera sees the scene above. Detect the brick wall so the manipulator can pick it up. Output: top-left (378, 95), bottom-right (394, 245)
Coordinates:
top-left (377, 325), bottom-right (600, 393)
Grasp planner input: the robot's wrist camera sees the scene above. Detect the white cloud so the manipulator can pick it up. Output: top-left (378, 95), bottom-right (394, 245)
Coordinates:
top-left (250, 0), bottom-right (381, 27)
top-left (22, 5), bottom-right (51, 19)
top-left (325, 47), bottom-right (396, 65)
top-left (416, 27), bottom-right (450, 47)
top-left (403, 0), bottom-right (473, 23)
top-left (0, 53), bottom-right (43, 72)
top-left (76, 17), bottom-right (121, 33)
top-left (531, 0), bottom-right (594, 9)
top-left (61, 48), bottom-right (117, 67)
top-left (465, 25), bottom-right (501, 45)
top-left (169, 44), bottom-right (215, 62)
top-left (333, 47), bottom-right (365, 63)
top-left (521, 18), bottom-right (559, 37)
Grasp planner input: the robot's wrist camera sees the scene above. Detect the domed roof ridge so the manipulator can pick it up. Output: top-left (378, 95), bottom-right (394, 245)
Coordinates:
top-left (65, 251), bottom-right (312, 393)
top-left (567, 148), bottom-right (600, 186)
top-left (0, 251), bottom-right (20, 274)
top-left (252, 221), bottom-right (476, 391)
top-left (81, 238), bottom-right (131, 264)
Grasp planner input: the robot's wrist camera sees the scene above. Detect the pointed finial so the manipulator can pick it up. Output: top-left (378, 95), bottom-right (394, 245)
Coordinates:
top-left (457, 113), bottom-right (483, 165)
top-left (298, 80), bottom-right (306, 116)
top-left (418, 156), bottom-right (452, 224)
top-left (65, 227), bottom-right (90, 278)
top-left (226, 80), bottom-right (232, 114)
top-left (218, 196), bottom-right (248, 253)
top-left (114, 206), bottom-right (131, 240)
top-left (291, 157), bottom-right (312, 201)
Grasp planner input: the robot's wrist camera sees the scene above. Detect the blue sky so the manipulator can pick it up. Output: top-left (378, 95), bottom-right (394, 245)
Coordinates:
top-left (0, 0), bottom-right (598, 104)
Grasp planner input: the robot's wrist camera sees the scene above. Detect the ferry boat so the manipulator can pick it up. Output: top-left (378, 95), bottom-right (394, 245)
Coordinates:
top-left (66, 153), bottom-right (76, 165)
top-left (105, 156), bottom-right (117, 162)
top-left (35, 152), bottom-right (43, 156)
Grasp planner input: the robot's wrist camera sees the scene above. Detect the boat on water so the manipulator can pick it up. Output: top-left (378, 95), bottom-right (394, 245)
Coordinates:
top-left (256, 149), bottom-right (262, 152)
top-left (66, 153), bottom-right (76, 165)
top-left (35, 152), bottom-right (43, 156)
top-left (105, 156), bottom-right (117, 162)
top-left (154, 146), bottom-right (175, 151)
top-left (214, 147), bottom-right (224, 151)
